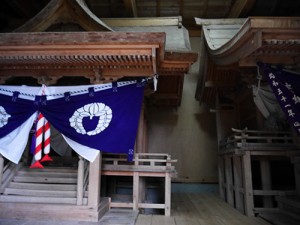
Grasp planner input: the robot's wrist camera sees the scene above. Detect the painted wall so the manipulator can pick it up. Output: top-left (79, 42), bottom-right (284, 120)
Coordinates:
top-left (147, 37), bottom-right (218, 183)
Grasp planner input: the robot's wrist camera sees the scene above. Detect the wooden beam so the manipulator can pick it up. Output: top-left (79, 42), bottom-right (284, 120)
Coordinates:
top-left (102, 17), bottom-right (182, 27)
top-left (195, 18), bottom-right (246, 26)
top-left (227, 0), bottom-right (256, 18)
top-left (123, 0), bottom-right (138, 17)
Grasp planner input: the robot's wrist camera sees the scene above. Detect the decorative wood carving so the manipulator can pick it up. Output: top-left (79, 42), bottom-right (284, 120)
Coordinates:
top-left (0, 32), bottom-right (163, 80)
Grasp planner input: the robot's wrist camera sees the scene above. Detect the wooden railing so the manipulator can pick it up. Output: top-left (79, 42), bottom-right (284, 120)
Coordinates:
top-left (102, 153), bottom-right (177, 172)
top-left (102, 153), bottom-right (177, 216)
top-left (0, 154), bottom-right (20, 193)
top-left (219, 128), bottom-right (299, 153)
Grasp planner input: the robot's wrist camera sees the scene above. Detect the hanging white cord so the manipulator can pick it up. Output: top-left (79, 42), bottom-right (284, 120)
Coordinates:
top-left (153, 74), bottom-right (158, 91)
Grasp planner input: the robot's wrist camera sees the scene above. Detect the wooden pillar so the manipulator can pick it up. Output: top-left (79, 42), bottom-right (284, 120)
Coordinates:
top-left (88, 153), bottom-right (101, 208)
top-left (225, 155), bottom-right (234, 207)
top-left (243, 151), bottom-right (254, 216)
top-left (135, 106), bottom-right (146, 212)
top-left (142, 118), bottom-right (148, 153)
top-left (136, 105), bottom-right (145, 153)
top-left (260, 158), bottom-right (273, 208)
top-left (77, 156), bottom-right (84, 205)
top-left (218, 156), bottom-right (226, 200)
top-left (165, 172), bottom-right (171, 216)
top-left (233, 155), bottom-right (244, 213)
top-left (133, 171), bottom-right (139, 211)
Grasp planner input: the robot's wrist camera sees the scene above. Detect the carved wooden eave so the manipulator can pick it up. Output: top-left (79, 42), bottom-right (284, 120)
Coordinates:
top-left (103, 17), bottom-right (198, 76)
top-left (14, 0), bottom-right (113, 32)
top-left (0, 32), bottom-right (165, 84)
top-left (197, 17), bottom-right (300, 67)
top-left (195, 17), bottom-right (300, 106)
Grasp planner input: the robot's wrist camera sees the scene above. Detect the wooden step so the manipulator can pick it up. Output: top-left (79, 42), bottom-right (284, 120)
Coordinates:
top-left (3, 188), bottom-right (77, 197)
top-left (17, 171), bottom-right (77, 178)
top-left (8, 182), bottom-right (77, 191)
top-left (20, 167), bottom-right (77, 173)
top-left (12, 176), bottom-right (77, 184)
top-left (0, 195), bottom-right (88, 204)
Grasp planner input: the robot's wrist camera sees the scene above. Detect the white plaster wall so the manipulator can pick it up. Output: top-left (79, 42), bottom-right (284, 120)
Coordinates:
top-left (147, 37), bottom-right (218, 183)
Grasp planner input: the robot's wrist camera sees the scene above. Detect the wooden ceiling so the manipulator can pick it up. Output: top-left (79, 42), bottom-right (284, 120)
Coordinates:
top-left (1, 0), bottom-right (300, 35)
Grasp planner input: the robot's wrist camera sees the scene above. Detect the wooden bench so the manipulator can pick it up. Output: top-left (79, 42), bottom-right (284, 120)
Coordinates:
top-left (101, 153), bottom-right (177, 216)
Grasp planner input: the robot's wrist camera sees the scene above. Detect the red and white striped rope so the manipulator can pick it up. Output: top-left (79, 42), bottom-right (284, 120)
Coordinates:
top-left (43, 117), bottom-right (51, 155)
top-left (34, 112), bottom-right (45, 161)
top-left (30, 85), bottom-right (52, 168)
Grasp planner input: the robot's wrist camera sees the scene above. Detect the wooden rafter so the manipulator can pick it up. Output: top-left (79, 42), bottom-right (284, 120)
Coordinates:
top-left (123, 0), bottom-right (138, 17)
top-left (15, 0), bottom-right (113, 32)
top-left (228, 0), bottom-right (256, 18)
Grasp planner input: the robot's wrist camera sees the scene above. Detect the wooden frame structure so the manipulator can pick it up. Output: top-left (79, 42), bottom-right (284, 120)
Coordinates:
top-left (219, 128), bottom-right (299, 216)
top-left (195, 17), bottom-right (300, 222)
top-left (0, 0), bottom-right (197, 221)
top-left (102, 153), bottom-right (177, 216)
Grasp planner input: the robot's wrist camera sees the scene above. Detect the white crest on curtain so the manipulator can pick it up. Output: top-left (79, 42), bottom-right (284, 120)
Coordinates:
top-left (0, 82), bottom-right (132, 163)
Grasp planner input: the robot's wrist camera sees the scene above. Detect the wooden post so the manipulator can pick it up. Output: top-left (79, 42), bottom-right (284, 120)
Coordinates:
top-left (225, 155), bottom-right (234, 207)
top-left (0, 154), bottom-right (3, 185)
top-left (136, 104), bottom-right (145, 153)
top-left (165, 172), bottom-right (171, 216)
top-left (133, 171), bottom-right (139, 211)
top-left (142, 117), bottom-right (148, 153)
top-left (260, 158), bottom-right (273, 208)
top-left (218, 156), bottom-right (226, 200)
top-left (88, 153), bottom-right (101, 208)
top-left (233, 155), bottom-right (244, 213)
top-left (242, 151), bottom-right (254, 216)
top-left (77, 156), bottom-right (84, 205)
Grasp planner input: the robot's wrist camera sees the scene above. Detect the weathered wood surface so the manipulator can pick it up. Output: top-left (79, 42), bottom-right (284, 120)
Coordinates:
top-left (0, 193), bottom-right (270, 224)
top-left (135, 193), bottom-right (270, 225)
top-left (0, 197), bottom-right (110, 222)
